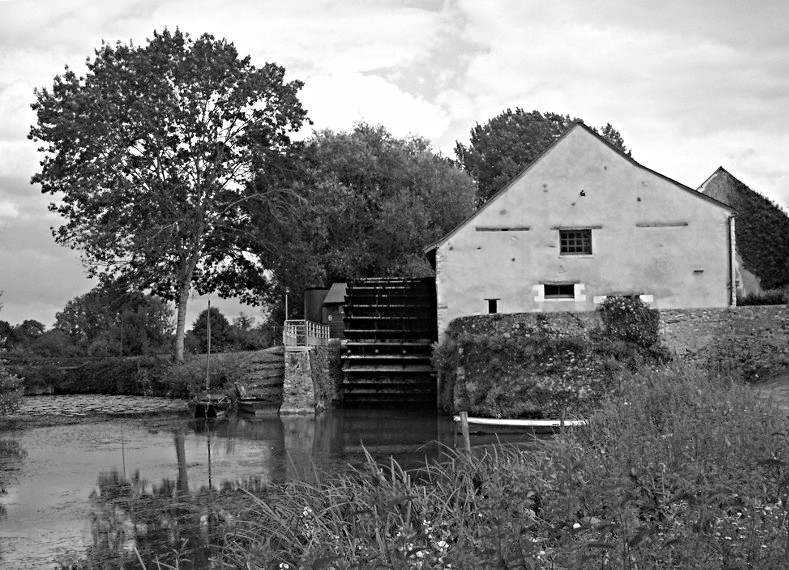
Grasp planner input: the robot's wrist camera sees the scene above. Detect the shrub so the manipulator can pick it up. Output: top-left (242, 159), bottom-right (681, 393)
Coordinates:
top-left (597, 295), bottom-right (661, 348)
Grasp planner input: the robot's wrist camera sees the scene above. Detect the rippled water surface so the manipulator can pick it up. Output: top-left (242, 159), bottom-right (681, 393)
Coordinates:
top-left (0, 395), bottom-right (488, 568)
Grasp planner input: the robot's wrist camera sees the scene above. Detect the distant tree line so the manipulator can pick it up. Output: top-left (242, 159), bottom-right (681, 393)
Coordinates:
top-left (0, 283), bottom-right (278, 357)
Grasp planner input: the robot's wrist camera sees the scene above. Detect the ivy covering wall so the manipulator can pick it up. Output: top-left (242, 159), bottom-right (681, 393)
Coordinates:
top-left (434, 298), bottom-right (669, 418)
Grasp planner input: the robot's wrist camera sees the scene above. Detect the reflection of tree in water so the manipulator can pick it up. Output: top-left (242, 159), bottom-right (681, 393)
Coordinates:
top-left (0, 439), bottom-right (27, 518)
top-left (85, 468), bottom-right (216, 568)
top-left (79, 430), bottom-right (273, 569)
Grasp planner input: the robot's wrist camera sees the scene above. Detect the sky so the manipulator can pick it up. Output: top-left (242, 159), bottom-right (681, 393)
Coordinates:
top-left (1, 0), bottom-right (788, 328)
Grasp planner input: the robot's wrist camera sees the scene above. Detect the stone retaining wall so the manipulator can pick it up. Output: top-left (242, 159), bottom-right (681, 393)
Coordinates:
top-left (446, 305), bottom-right (789, 383)
top-left (659, 305), bottom-right (789, 381)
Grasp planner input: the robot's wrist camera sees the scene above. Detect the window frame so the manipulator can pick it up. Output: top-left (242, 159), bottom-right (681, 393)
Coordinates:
top-left (543, 284), bottom-right (576, 299)
top-left (559, 228), bottom-right (593, 256)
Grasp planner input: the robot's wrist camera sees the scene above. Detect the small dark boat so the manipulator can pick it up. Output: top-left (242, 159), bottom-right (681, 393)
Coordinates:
top-left (191, 393), bottom-right (231, 419)
top-left (237, 398), bottom-right (279, 417)
top-left (234, 383), bottom-right (278, 417)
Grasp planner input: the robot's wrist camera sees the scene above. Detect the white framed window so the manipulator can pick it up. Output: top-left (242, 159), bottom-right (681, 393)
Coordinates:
top-left (533, 283), bottom-right (586, 302)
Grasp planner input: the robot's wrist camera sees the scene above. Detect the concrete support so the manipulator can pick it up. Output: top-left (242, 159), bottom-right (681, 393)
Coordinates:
top-left (281, 349), bottom-right (316, 414)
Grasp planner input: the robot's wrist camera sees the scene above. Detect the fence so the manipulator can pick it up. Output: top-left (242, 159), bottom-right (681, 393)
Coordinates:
top-left (283, 320), bottom-right (331, 350)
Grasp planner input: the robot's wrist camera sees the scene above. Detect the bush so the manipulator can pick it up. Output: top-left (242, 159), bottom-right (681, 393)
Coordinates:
top-left (597, 295), bottom-right (661, 348)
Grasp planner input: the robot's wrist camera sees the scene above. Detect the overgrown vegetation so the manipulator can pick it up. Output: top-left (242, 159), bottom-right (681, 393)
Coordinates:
top-left (738, 288), bottom-right (788, 306)
top-left (704, 168), bottom-right (789, 291)
top-left (0, 363), bottom-right (23, 414)
top-left (199, 363), bottom-right (789, 569)
top-left (435, 297), bottom-right (669, 418)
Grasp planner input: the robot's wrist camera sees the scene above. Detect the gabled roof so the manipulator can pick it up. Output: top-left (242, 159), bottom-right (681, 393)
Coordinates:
top-left (424, 122), bottom-right (734, 256)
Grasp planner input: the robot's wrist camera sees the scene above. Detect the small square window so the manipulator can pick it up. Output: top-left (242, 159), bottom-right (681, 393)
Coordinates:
top-left (544, 284), bottom-right (575, 299)
top-left (560, 229), bottom-right (592, 255)
top-left (486, 299), bottom-right (498, 314)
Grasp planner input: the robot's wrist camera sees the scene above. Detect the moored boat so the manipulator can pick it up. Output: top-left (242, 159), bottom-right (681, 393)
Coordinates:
top-left (454, 415), bottom-right (587, 434)
top-left (191, 393), bottom-right (231, 419)
top-left (237, 397), bottom-right (279, 417)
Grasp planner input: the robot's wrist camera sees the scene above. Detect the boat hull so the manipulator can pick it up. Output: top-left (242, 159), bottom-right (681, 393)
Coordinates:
top-left (237, 398), bottom-right (279, 417)
top-left (191, 395), bottom-right (231, 419)
top-left (454, 415), bottom-right (587, 434)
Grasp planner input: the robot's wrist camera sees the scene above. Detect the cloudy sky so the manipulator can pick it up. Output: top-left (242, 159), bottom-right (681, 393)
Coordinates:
top-left (0, 0), bottom-right (787, 327)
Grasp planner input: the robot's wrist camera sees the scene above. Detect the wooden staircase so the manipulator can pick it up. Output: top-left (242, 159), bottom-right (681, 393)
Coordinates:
top-left (342, 277), bottom-right (437, 407)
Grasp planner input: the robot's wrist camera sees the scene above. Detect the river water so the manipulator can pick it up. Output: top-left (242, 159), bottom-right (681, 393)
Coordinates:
top-left (0, 395), bottom-right (525, 568)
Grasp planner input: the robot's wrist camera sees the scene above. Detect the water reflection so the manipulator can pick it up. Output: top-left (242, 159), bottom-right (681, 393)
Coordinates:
top-left (86, 467), bottom-right (222, 569)
top-left (0, 439), bottom-right (27, 518)
top-left (0, 406), bottom-right (533, 568)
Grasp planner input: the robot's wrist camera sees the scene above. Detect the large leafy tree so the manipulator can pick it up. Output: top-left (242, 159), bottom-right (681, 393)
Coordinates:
top-left (30, 29), bottom-right (308, 361)
top-left (455, 109), bottom-right (630, 205)
top-left (250, 124), bottom-right (477, 312)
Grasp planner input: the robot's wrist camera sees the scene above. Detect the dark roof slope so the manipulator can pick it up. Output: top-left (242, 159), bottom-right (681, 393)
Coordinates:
top-left (699, 167), bottom-right (789, 289)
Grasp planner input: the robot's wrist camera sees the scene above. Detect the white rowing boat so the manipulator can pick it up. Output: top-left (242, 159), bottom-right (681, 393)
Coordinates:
top-left (454, 415), bottom-right (587, 433)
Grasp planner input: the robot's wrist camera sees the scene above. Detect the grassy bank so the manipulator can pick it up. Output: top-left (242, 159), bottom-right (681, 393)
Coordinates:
top-left (211, 363), bottom-right (789, 569)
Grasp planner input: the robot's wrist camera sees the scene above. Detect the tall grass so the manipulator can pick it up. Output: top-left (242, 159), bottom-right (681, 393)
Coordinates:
top-left (221, 363), bottom-right (789, 569)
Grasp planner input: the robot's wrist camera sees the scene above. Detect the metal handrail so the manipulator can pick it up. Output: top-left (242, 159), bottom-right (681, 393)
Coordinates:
top-left (283, 319), bottom-right (330, 350)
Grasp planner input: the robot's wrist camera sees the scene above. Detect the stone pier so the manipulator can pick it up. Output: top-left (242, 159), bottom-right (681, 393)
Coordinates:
top-left (281, 349), bottom-right (317, 414)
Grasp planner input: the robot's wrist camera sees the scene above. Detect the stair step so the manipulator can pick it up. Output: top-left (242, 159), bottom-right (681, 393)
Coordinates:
top-left (343, 354), bottom-right (430, 361)
top-left (343, 386), bottom-right (436, 395)
top-left (343, 364), bottom-right (434, 373)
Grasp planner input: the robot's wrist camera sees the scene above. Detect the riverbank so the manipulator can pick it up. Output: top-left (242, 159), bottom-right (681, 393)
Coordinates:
top-left (0, 394), bottom-right (188, 429)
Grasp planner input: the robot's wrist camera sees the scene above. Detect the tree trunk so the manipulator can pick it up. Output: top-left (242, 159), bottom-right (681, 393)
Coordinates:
top-left (174, 278), bottom-right (191, 363)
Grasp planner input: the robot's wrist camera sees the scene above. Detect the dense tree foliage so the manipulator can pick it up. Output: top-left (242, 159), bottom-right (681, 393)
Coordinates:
top-left (455, 109), bottom-right (630, 204)
top-left (249, 123), bottom-right (477, 312)
top-left (54, 283), bottom-right (173, 356)
top-left (184, 307), bottom-right (276, 353)
top-left (29, 29), bottom-right (308, 361)
top-left (0, 319), bottom-right (46, 352)
top-left (185, 306), bottom-right (233, 353)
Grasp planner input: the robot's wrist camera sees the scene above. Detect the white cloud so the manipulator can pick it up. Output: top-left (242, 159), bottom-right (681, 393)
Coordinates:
top-left (300, 73), bottom-right (450, 140)
top-left (0, 199), bottom-right (19, 220)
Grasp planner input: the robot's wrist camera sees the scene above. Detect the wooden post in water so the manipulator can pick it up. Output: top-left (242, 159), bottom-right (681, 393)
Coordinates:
top-left (460, 411), bottom-right (471, 456)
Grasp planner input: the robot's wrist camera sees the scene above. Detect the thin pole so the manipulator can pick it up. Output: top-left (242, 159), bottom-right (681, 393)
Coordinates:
top-left (206, 300), bottom-right (211, 392)
top-left (121, 425), bottom-right (126, 480)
